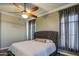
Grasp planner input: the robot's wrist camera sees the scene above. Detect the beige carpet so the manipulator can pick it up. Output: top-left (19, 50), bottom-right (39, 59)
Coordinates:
top-left (0, 50), bottom-right (8, 56)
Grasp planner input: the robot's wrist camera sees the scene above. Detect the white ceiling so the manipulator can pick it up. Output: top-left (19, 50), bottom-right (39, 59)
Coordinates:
top-left (34, 3), bottom-right (67, 11)
top-left (0, 3), bottom-right (77, 20)
top-left (33, 3), bottom-right (68, 16)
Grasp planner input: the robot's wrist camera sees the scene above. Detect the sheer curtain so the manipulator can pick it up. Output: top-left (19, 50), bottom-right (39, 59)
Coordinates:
top-left (59, 4), bottom-right (79, 52)
top-left (28, 19), bottom-right (36, 40)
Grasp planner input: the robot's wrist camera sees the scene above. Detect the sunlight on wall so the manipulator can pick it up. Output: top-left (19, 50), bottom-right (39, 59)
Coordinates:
top-left (36, 12), bottom-right (59, 32)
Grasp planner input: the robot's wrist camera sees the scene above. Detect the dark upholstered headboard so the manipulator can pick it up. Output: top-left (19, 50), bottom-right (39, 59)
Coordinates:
top-left (34, 31), bottom-right (58, 43)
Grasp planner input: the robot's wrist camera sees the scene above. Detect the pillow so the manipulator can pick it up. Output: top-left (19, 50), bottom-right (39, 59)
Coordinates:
top-left (34, 38), bottom-right (46, 43)
top-left (46, 39), bottom-right (53, 43)
top-left (34, 38), bottom-right (53, 43)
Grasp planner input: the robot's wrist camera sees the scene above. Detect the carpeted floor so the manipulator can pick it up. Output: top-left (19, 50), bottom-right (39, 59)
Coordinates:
top-left (0, 49), bottom-right (14, 56)
top-left (0, 50), bottom-right (65, 56)
top-left (0, 50), bottom-right (8, 56)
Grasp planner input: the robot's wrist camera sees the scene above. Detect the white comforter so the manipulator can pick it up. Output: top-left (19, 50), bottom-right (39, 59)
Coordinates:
top-left (9, 40), bottom-right (56, 56)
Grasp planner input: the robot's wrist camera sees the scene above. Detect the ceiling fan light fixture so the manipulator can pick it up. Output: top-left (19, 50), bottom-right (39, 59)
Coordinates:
top-left (27, 10), bottom-right (31, 13)
top-left (22, 14), bottom-right (28, 18)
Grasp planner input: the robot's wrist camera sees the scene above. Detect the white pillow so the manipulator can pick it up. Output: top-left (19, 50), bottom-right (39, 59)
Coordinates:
top-left (46, 40), bottom-right (53, 43)
top-left (34, 38), bottom-right (53, 43)
top-left (34, 38), bottom-right (46, 43)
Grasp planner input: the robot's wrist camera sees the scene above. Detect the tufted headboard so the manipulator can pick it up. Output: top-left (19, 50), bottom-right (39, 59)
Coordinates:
top-left (34, 31), bottom-right (58, 43)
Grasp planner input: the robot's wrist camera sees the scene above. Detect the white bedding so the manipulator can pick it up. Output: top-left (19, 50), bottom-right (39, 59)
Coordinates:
top-left (9, 40), bottom-right (56, 56)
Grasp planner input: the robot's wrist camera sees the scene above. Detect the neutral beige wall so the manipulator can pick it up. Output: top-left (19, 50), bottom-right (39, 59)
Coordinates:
top-left (0, 13), bottom-right (1, 48)
top-left (36, 12), bottom-right (59, 32)
top-left (1, 13), bottom-right (26, 48)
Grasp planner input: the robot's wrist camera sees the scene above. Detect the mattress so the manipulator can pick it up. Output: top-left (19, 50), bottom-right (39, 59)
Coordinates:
top-left (9, 40), bottom-right (56, 56)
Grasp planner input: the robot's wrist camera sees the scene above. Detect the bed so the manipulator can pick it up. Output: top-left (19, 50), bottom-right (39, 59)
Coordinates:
top-left (8, 31), bottom-right (58, 56)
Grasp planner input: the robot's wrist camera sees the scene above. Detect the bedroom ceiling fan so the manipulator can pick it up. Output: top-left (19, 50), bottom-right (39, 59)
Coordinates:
top-left (10, 3), bottom-right (39, 19)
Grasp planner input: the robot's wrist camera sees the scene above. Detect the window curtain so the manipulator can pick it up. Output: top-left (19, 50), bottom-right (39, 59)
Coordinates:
top-left (58, 4), bottom-right (79, 52)
top-left (28, 19), bottom-right (36, 40)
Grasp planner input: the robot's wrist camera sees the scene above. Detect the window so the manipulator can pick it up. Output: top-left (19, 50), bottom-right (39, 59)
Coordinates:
top-left (59, 5), bottom-right (79, 52)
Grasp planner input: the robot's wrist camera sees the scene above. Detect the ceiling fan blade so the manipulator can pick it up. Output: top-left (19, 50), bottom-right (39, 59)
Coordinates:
top-left (31, 14), bottom-right (37, 18)
top-left (13, 3), bottom-right (23, 11)
top-left (27, 13), bottom-right (37, 18)
top-left (8, 11), bottom-right (23, 15)
top-left (0, 9), bottom-right (21, 13)
top-left (27, 6), bottom-right (39, 12)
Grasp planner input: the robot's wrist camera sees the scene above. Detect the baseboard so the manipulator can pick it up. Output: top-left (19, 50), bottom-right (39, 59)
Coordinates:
top-left (0, 47), bottom-right (9, 50)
